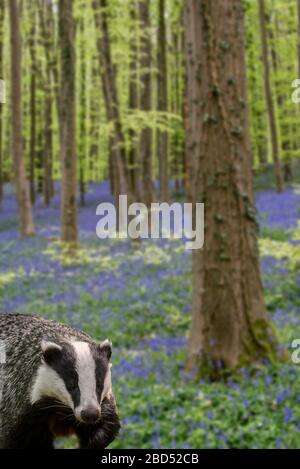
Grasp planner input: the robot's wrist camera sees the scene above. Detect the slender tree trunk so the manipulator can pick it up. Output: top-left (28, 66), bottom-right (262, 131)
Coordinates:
top-left (59, 0), bottom-right (77, 244)
top-left (157, 0), bottom-right (168, 201)
top-left (258, 0), bottom-right (284, 192)
top-left (183, 0), bottom-right (201, 203)
top-left (92, 0), bottom-right (129, 202)
top-left (128, 0), bottom-right (140, 198)
top-left (39, 0), bottom-right (54, 206)
top-left (40, 0), bottom-right (60, 128)
top-left (0, 0), bottom-right (4, 205)
top-left (268, 10), bottom-right (292, 183)
top-left (89, 56), bottom-right (100, 182)
top-left (139, 0), bottom-right (153, 206)
top-left (43, 91), bottom-right (52, 207)
top-left (9, 0), bottom-right (35, 237)
top-left (186, 0), bottom-right (280, 377)
top-left (79, 15), bottom-right (86, 206)
top-left (246, 5), bottom-right (268, 168)
top-left (298, 0), bottom-right (300, 80)
top-left (171, 12), bottom-right (184, 191)
top-left (37, 118), bottom-right (44, 194)
top-left (28, 3), bottom-right (36, 205)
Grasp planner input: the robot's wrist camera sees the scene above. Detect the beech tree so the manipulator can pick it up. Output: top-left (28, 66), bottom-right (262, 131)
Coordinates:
top-left (185, 0), bottom-right (280, 376)
top-left (0, 0), bottom-right (4, 204)
top-left (139, 0), bottom-right (153, 206)
top-left (157, 0), bottom-right (168, 202)
top-left (93, 0), bottom-right (129, 201)
top-left (258, 0), bottom-right (284, 193)
top-left (59, 0), bottom-right (77, 244)
top-left (183, 0), bottom-right (201, 202)
top-left (9, 0), bottom-right (35, 237)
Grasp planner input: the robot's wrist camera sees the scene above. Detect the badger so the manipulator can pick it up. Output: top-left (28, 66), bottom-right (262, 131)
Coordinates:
top-left (0, 313), bottom-right (121, 449)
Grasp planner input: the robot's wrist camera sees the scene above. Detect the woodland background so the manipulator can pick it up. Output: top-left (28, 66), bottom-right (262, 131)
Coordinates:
top-left (1, 0), bottom-right (300, 448)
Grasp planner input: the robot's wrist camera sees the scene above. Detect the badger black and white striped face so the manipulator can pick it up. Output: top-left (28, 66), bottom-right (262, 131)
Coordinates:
top-left (31, 339), bottom-right (113, 424)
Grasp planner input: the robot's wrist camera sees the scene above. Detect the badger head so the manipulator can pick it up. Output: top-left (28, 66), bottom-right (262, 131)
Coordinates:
top-left (31, 338), bottom-right (113, 424)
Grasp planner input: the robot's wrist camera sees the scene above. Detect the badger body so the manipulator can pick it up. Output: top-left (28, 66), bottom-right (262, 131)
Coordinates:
top-left (0, 313), bottom-right (120, 449)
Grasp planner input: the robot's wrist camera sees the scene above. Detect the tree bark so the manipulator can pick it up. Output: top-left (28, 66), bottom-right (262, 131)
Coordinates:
top-left (246, 3), bottom-right (268, 168)
top-left (139, 0), bottom-right (153, 207)
top-left (92, 0), bottom-right (129, 200)
top-left (157, 0), bottom-right (168, 201)
top-left (258, 0), bottom-right (284, 192)
top-left (0, 0), bottom-right (4, 205)
top-left (39, 0), bottom-right (55, 206)
top-left (268, 10), bottom-right (292, 183)
top-left (183, 0), bottom-right (201, 203)
top-left (128, 0), bottom-right (140, 198)
top-left (79, 14), bottom-right (86, 206)
top-left (186, 0), bottom-right (280, 377)
top-left (298, 0), bottom-right (300, 80)
top-left (9, 0), bottom-right (35, 237)
top-left (89, 55), bottom-right (101, 182)
top-left (28, 2), bottom-right (36, 205)
top-left (59, 0), bottom-right (77, 244)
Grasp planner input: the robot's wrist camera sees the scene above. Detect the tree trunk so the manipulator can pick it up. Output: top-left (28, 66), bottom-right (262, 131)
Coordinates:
top-left (39, 0), bottom-right (54, 206)
top-left (171, 10), bottom-right (184, 192)
top-left (59, 0), bottom-right (77, 244)
top-left (92, 0), bottom-right (129, 200)
top-left (79, 14), bottom-right (86, 206)
top-left (298, 0), bottom-right (300, 80)
top-left (157, 0), bottom-right (168, 201)
top-left (28, 2), bottom-right (36, 205)
top-left (139, 0), bottom-right (153, 207)
top-left (183, 0), bottom-right (201, 203)
top-left (128, 0), bottom-right (140, 198)
top-left (246, 3), bottom-right (268, 168)
top-left (9, 0), bottom-right (35, 237)
top-left (186, 0), bottom-right (280, 377)
top-left (258, 0), bottom-right (284, 193)
top-left (268, 10), bottom-right (292, 183)
top-left (89, 55), bottom-right (100, 182)
top-left (0, 0), bottom-right (4, 205)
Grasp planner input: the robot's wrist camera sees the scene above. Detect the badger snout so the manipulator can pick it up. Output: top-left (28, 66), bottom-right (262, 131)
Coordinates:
top-left (80, 405), bottom-right (101, 424)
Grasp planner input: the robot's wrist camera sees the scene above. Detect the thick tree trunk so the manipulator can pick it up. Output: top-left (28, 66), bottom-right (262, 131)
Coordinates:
top-left (9, 0), bottom-right (35, 237)
top-left (92, 0), bottom-right (129, 200)
top-left (139, 0), bottom-right (153, 207)
top-left (183, 0), bottom-right (201, 203)
top-left (157, 0), bottom-right (168, 201)
top-left (59, 0), bottom-right (77, 244)
top-left (186, 0), bottom-right (280, 377)
top-left (258, 0), bottom-right (284, 193)
top-left (0, 0), bottom-right (4, 205)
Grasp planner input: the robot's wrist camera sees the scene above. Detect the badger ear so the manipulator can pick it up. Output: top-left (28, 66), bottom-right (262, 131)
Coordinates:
top-left (41, 340), bottom-right (62, 365)
top-left (99, 339), bottom-right (112, 360)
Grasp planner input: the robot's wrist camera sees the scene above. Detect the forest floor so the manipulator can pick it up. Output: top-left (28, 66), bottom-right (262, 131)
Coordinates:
top-left (1, 179), bottom-right (300, 448)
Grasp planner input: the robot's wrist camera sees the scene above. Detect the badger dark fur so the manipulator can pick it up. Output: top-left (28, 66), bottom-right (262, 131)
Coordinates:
top-left (0, 313), bottom-right (121, 449)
